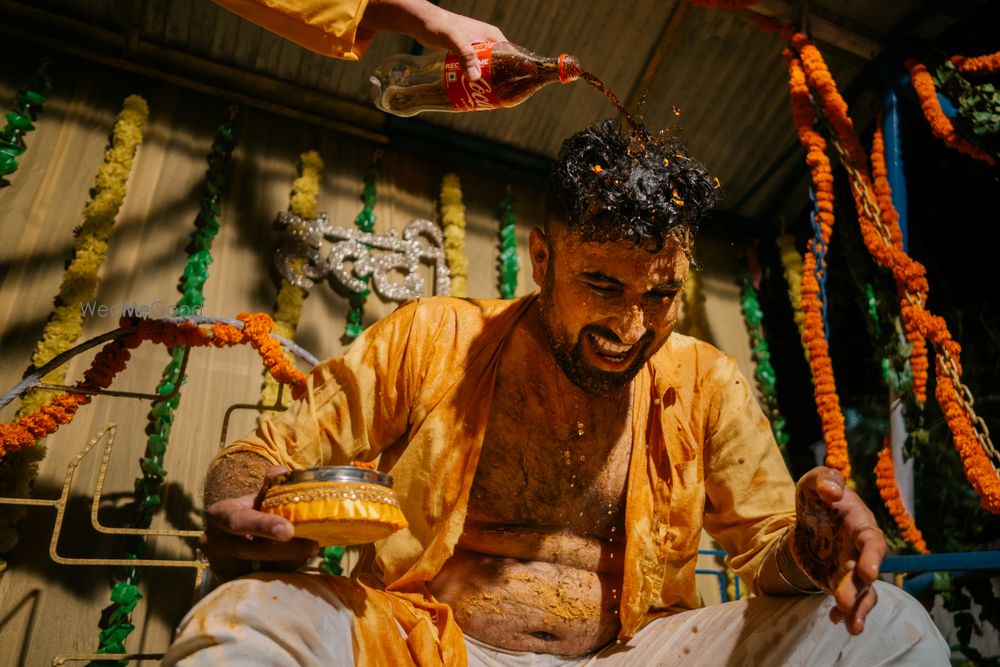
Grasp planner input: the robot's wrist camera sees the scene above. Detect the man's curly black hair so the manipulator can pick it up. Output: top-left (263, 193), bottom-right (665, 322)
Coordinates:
top-left (545, 119), bottom-right (721, 253)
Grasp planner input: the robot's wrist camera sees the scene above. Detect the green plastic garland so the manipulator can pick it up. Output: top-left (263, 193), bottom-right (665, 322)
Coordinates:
top-left (343, 156), bottom-right (380, 341)
top-left (88, 108), bottom-right (238, 666)
top-left (0, 61), bottom-right (51, 187)
top-left (738, 271), bottom-right (790, 454)
top-left (497, 194), bottom-right (519, 299)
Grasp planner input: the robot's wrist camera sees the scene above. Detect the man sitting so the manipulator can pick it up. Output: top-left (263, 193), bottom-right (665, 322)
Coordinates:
top-left (164, 120), bottom-right (948, 666)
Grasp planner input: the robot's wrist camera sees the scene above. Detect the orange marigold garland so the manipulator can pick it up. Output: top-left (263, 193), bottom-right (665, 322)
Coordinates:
top-left (0, 314), bottom-right (308, 460)
top-left (951, 51), bottom-right (1000, 76)
top-left (791, 34), bottom-right (872, 176)
top-left (870, 120), bottom-right (928, 404)
top-left (786, 32), bottom-right (1000, 513)
top-left (875, 435), bottom-right (928, 553)
top-left (905, 58), bottom-right (996, 166)
top-left (0, 335), bottom-right (139, 456)
top-left (869, 144), bottom-right (998, 510)
top-left (867, 121), bottom-right (905, 251)
top-left (238, 312), bottom-right (307, 388)
top-left (924, 310), bottom-right (1000, 513)
top-left (785, 51), bottom-right (851, 478)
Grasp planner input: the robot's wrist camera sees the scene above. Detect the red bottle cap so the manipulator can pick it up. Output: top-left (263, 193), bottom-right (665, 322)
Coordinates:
top-left (558, 54), bottom-right (577, 84)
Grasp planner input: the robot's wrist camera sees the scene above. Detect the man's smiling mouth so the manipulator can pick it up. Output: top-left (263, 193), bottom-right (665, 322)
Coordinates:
top-left (588, 332), bottom-right (633, 363)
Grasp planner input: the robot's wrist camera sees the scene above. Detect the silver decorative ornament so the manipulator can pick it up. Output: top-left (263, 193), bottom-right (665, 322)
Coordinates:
top-left (275, 212), bottom-right (451, 302)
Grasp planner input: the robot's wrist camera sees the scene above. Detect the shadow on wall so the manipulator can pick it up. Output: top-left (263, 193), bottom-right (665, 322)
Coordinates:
top-left (0, 474), bottom-right (203, 635)
top-left (0, 588), bottom-right (40, 667)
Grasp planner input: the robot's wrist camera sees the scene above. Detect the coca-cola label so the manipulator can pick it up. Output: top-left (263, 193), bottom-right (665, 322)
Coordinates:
top-left (444, 42), bottom-right (501, 112)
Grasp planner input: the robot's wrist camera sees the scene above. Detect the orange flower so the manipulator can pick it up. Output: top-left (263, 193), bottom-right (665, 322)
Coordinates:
top-left (951, 51), bottom-right (1000, 76)
top-left (210, 322), bottom-right (245, 347)
top-left (785, 34), bottom-right (999, 513)
top-left (0, 336), bottom-right (136, 457)
top-left (875, 436), bottom-right (928, 553)
top-left (905, 59), bottom-right (996, 166)
top-left (237, 312), bottom-right (307, 394)
top-left (786, 35), bottom-right (1000, 510)
top-left (923, 313), bottom-right (1000, 513)
top-left (785, 51), bottom-right (851, 479)
top-left (870, 120), bottom-right (928, 403)
top-left (1, 315), bottom-right (311, 460)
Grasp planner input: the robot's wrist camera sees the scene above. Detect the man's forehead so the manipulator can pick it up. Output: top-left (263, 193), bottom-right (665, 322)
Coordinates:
top-left (557, 233), bottom-right (685, 264)
top-left (553, 221), bottom-right (685, 250)
top-left (563, 241), bottom-right (688, 287)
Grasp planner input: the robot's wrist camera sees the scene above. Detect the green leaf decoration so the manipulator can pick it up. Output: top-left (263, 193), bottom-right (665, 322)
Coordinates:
top-left (343, 155), bottom-right (381, 341)
top-left (321, 545), bottom-right (345, 575)
top-left (738, 270), bottom-right (790, 452)
top-left (932, 56), bottom-right (1000, 156)
top-left (0, 61), bottom-right (50, 188)
top-left (497, 194), bottom-right (519, 299)
top-left (87, 108), bottom-right (240, 664)
top-left (98, 621), bottom-right (134, 649)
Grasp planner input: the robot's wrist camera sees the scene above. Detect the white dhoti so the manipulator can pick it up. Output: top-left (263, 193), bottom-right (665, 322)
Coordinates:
top-left (163, 573), bottom-right (949, 666)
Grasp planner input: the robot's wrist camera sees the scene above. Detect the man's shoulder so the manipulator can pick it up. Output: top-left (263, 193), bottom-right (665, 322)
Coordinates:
top-left (648, 332), bottom-right (745, 392)
top-left (652, 332), bottom-right (729, 369)
top-left (403, 294), bottom-right (529, 314)
top-left (397, 294), bottom-right (535, 332)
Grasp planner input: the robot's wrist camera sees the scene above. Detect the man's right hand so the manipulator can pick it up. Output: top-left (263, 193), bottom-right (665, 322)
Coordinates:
top-left (200, 466), bottom-right (319, 582)
top-left (360, 0), bottom-right (507, 80)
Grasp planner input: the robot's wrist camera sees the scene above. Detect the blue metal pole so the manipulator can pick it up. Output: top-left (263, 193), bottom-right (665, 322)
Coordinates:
top-left (883, 86), bottom-right (908, 251)
top-left (881, 550), bottom-right (1000, 573)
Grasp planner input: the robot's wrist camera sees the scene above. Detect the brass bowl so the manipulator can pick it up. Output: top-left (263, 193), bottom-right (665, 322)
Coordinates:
top-left (259, 466), bottom-right (407, 546)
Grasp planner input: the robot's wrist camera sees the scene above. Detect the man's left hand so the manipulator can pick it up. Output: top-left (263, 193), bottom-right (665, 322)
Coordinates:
top-left (792, 466), bottom-right (888, 635)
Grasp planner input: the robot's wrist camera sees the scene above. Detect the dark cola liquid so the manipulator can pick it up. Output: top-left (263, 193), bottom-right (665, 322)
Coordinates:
top-left (488, 49), bottom-right (572, 106)
top-left (581, 72), bottom-right (646, 140)
top-left (490, 53), bottom-right (644, 135)
top-left (372, 41), bottom-right (651, 129)
top-left (372, 43), bottom-right (574, 115)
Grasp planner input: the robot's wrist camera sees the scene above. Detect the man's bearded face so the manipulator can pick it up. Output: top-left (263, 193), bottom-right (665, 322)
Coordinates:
top-left (532, 225), bottom-right (689, 396)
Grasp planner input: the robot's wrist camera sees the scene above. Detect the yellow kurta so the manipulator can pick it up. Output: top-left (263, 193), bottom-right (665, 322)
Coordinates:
top-left (211, 0), bottom-right (374, 59)
top-left (216, 294), bottom-right (796, 664)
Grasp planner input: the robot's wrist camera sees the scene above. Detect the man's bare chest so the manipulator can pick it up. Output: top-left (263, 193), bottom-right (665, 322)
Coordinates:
top-left (468, 372), bottom-right (632, 539)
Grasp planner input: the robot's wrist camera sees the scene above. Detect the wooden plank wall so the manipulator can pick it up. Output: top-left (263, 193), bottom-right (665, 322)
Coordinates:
top-left (0, 48), bottom-right (752, 665)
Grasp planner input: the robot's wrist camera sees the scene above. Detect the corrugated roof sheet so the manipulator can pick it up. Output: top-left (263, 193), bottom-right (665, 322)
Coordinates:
top-left (2, 0), bottom-right (937, 220)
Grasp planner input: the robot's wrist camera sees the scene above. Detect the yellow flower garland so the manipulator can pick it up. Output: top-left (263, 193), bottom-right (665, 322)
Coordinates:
top-left (261, 150), bottom-right (323, 410)
top-left (288, 151), bottom-right (323, 221)
top-left (1, 94), bottom-right (147, 561)
top-left (776, 233), bottom-right (806, 349)
top-left (17, 94), bottom-right (149, 416)
top-left (440, 173), bottom-right (468, 298)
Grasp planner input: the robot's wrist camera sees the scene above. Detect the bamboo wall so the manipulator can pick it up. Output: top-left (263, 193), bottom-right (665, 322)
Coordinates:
top-left (0, 51), bottom-right (752, 665)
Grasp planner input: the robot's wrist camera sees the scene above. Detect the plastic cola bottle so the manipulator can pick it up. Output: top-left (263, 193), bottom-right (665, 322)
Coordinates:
top-left (370, 41), bottom-right (583, 117)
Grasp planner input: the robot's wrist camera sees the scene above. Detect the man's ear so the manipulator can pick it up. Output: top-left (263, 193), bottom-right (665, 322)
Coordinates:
top-left (529, 227), bottom-right (549, 287)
